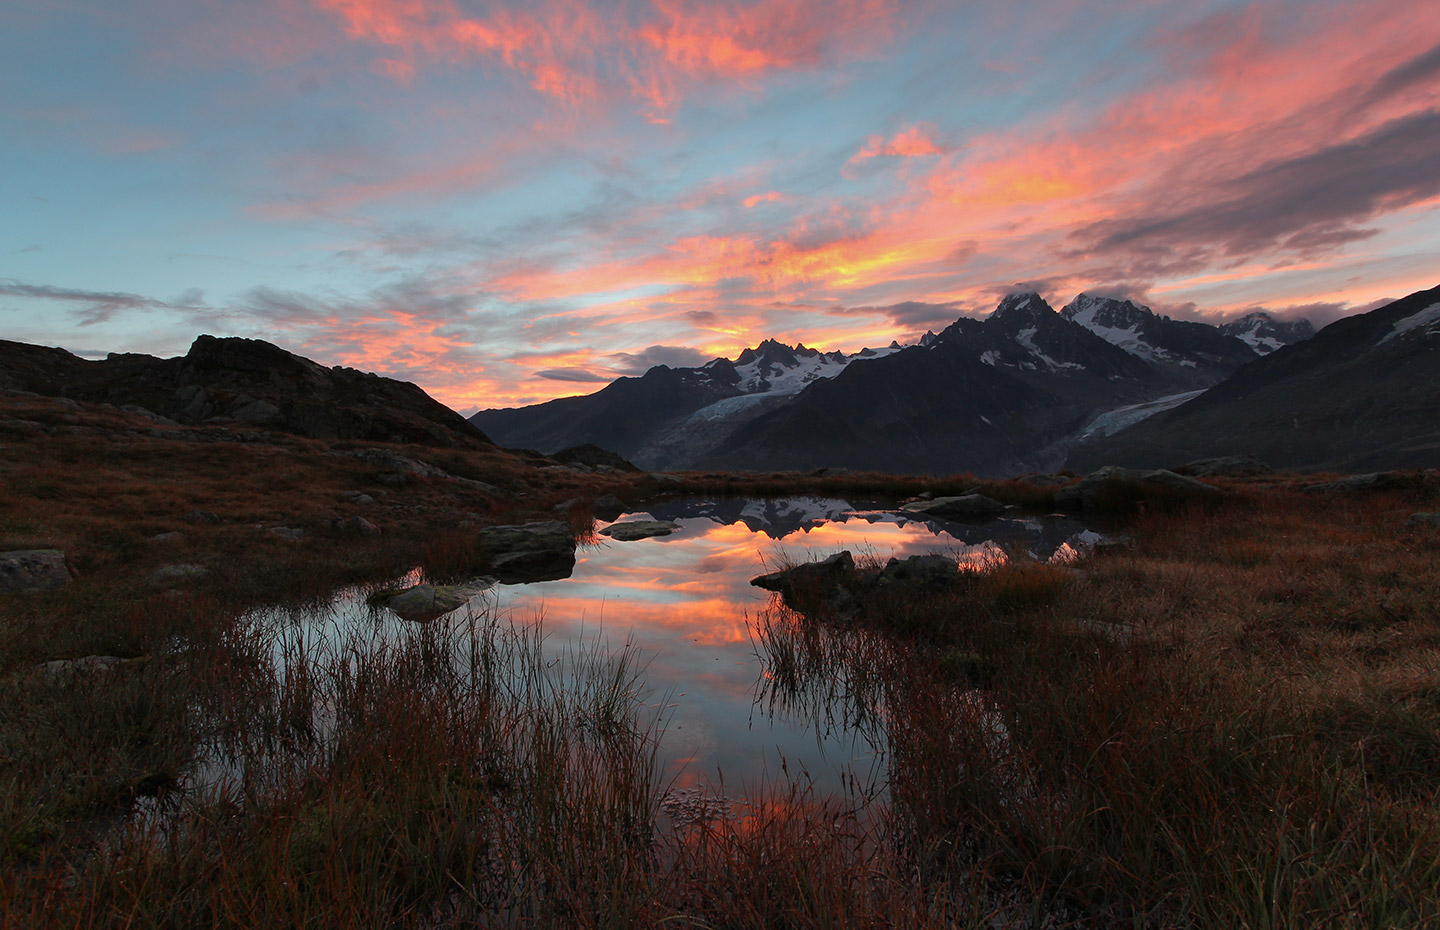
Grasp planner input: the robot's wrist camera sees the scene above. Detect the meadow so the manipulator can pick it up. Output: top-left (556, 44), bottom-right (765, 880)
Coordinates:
top-left (2, 390), bottom-right (1438, 928)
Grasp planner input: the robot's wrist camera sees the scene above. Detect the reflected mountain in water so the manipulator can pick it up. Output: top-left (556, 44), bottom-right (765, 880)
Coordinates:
top-left (630, 496), bottom-right (1100, 562)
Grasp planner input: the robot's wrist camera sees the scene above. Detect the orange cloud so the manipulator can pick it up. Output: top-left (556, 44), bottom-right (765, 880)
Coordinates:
top-left (314, 0), bottom-right (900, 115)
top-left (849, 123), bottom-right (943, 164)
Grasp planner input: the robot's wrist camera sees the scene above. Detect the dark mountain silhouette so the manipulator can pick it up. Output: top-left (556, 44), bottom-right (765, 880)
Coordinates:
top-left (0, 334), bottom-right (490, 447)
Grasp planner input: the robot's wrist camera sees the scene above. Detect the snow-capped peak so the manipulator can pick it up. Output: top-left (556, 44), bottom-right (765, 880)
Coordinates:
top-left (990, 292), bottom-right (1052, 322)
top-left (720, 337), bottom-right (909, 397)
top-left (1059, 293), bottom-right (1172, 363)
top-left (1217, 312), bottom-right (1315, 354)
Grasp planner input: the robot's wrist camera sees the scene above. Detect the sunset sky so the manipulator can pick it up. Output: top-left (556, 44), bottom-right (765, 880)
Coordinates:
top-left (3, 0), bottom-right (1439, 412)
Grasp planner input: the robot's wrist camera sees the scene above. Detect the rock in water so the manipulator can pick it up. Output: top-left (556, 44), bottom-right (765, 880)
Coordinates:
top-left (600, 520), bottom-right (680, 541)
top-left (478, 521), bottom-right (577, 583)
top-left (378, 584), bottom-right (472, 623)
top-left (0, 549), bottom-right (71, 593)
top-left (901, 493), bottom-right (1006, 523)
top-left (877, 554), bottom-right (959, 588)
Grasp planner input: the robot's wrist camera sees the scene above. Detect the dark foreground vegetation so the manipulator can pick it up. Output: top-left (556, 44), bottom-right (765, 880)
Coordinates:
top-left (3, 391), bottom-right (1439, 927)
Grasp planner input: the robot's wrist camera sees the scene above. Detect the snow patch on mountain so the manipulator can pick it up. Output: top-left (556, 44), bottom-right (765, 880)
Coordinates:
top-left (1379, 301), bottom-right (1440, 344)
top-left (1014, 327), bottom-right (1083, 372)
top-left (1079, 390), bottom-right (1205, 439)
top-left (1061, 294), bottom-right (1174, 363)
top-left (1218, 312), bottom-right (1314, 354)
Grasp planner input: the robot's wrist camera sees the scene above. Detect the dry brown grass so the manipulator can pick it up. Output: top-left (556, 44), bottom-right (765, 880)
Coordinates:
top-left (4, 389), bottom-right (1440, 927)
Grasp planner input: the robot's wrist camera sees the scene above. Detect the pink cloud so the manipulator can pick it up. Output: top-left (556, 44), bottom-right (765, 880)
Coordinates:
top-left (848, 123), bottom-right (944, 164)
top-left (313, 0), bottom-right (901, 116)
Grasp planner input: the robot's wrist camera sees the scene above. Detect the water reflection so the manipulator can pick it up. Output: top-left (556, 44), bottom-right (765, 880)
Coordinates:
top-left (467, 497), bottom-right (1098, 797)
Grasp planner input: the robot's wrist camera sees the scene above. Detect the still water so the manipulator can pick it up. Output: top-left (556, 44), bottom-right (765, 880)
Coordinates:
top-left (213, 497), bottom-right (1100, 815)
top-left (448, 497), bottom-right (1097, 798)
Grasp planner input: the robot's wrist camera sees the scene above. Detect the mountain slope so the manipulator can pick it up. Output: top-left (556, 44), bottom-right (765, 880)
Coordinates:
top-left (1060, 294), bottom-right (1263, 387)
top-left (1068, 283), bottom-right (1440, 471)
top-left (470, 338), bottom-right (905, 465)
top-left (0, 335), bottom-right (490, 447)
top-left (1218, 312), bottom-right (1316, 353)
top-left (694, 293), bottom-right (1173, 475)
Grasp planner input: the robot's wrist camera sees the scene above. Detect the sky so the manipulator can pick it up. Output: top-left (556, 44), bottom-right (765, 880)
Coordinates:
top-left (3, 0), bottom-right (1439, 413)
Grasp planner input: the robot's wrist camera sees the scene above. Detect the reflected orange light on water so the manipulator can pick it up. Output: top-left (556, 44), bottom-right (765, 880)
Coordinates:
top-left (481, 508), bottom-right (996, 795)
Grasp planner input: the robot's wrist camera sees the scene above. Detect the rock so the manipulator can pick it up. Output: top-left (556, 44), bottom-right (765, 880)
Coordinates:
top-left (119, 404), bottom-right (175, 425)
top-left (1305, 472), bottom-right (1395, 493)
top-left (593, 493), bottom-right (627, 522)
top-left (230, 397), bottom-right (283, 426)
top-left (877, 554), bottom-right (959, 588)
top-left (751, 551), bottom-right (855, 608)
top-left (1055, 466), bottom-right (1221, 513)
top-left (182, 510), bottom-right (221, 524)
top-left (41, 655), bottom-right (126, 681)
top-left (338, 448), bottom-right (451, 479)
top-left (150, 563), bottom-right (208, 586)
top-left (550, 444), bottom-right (640, 472)
top-left (600, 520), bottom-right (680, 541)
top-left (0, 549), bottom-right (71, 593)
top-left (374, 584), bottom-right (474, 622)
top-left (148, 531), bottom-right (185, 545)
top-left (1406, 512), bottom-right (1440, 529)
top-left (1137, 470), bottom-right (1224, 495)
top-left (268, 526), bottom-right (305, 540)
top-left (328, 516), bottom-right (380, 537)
top-left (1172, 456), bottom-right (1273, 478)
top-left (478, 521), bottom-right (577, 583)
top-left (648, 473), bottom-right (685, 485)
top-left (901, 493), bottom-right (1006, 523)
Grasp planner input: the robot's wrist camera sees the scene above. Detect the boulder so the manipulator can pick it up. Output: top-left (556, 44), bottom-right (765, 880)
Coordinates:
top-left (600, 520), bottom-right (680, 541)
top-left (551, 444), bottom-right (640, 472)
top-left (478, 520), bottom-right (577, 583)
top-left (328, 516), bottom-right (380, 537)
top-left (1173, 456), bottom-right (1273, 478)
top-left (0, 549), bottom-right (71, 593)
top-left (751, 551), bottom-right (855, 609)
top-left (148, 531), bottom-right (185, 545)
top-left (377, 584), bottom-right (472, 622)
top-left (41, 655), bottom-right (127, 681)
top-left (1305, 473), bottom-right (1396, 493)
top-left (901, 493), bottom-right (1006, 523)
top-left (268, 526), bottom-right (305, 540)
top-left (877, 554), bottom-right (959, 588)
top-left (592, 493), bottom-right (627, 522)
top-left (1055, 466), bottom-right (1221, 513)
top-left (150, 563), bottom-right (208, 586)
top-left (1406, 512), bottom-right (1440, 529)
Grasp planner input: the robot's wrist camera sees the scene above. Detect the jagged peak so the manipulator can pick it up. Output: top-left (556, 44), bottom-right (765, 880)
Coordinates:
top-left (988, 292), bottom-right (1056, 323)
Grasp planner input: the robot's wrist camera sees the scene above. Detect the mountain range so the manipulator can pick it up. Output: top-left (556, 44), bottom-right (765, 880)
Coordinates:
top-left (1070, 283), bottom-right (1440, 472)
top-left (472, 292), bottom-right (1313, 476)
